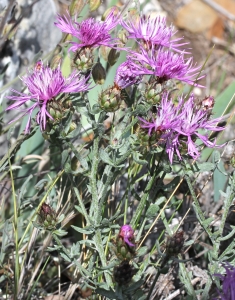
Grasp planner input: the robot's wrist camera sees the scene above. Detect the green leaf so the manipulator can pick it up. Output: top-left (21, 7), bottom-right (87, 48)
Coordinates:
top-left (193, 162), bottom-right (215, 172)
top-left (213, 150), bottom-right (221, 163)
top-left (133, 152), bottom-right (148, 165)
top-left (60, 252), bottom-right (71, 262)
top-left (146, 204), bottom-right (159, 218)
top-left (53, 229), bottom-right (68, 237)
top-left (99, 149), bottom-right (115, 166)
top-left (213, 160), bottom-right (227, 202)
top-left (71, 225), bottom-right (94, 234)
top-left (136, 246), bottom-right (148, 257)
top-left (96, 288), bottom-right (117, 299)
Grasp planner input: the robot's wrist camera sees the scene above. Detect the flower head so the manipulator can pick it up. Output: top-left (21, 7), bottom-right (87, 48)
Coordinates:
top-left (6, 61), bottom-right (90, 133)
top-left (214, 263), bottom-right (235, 300)
top-left (130, 47), bottom-right (203, 86)
top-left (119, 225), bottom-right (135, 247)
top-left (121, 15), bottom-right (187, 53)
top-left (173, 93), bottom-right (224, 160)
top-left (138, 92), bottom-right (180, 135)
top-left (55, 10), bottom-right (119, 52)
top-left (115, 59), bottom-right (143, 89)
top-left (139, 92), bottom-right (224, 163)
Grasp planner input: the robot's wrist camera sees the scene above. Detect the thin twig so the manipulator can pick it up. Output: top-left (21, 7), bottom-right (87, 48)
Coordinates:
top-left (202, 0), bottom-right (235, 21)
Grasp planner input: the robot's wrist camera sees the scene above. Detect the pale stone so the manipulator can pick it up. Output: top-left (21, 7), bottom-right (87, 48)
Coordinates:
top-left (175, 0), bottom-right (223, 37)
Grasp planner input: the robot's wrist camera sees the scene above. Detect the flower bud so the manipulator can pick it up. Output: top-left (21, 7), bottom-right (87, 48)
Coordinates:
top-left (73, 48), bottom-right (94, 71)
top-left (39, 203), bottom-right (57, 230)
top-left (50, 54), bottom-right (62, 69)
top-left (119, 225), bottom-right (135, 247)
top-left (117, 28), bottom-right (128, 46)
top-left (92, 62), bottom-right (106, 85)
top-left (89, 0), bottom-right (101, 11)
top-left (135, 125), bottom-right (160, 148)
top-left (230, 154), bottom-right (235, 168)
top-left (71, 156), bottom-right (81, 172)
top-left (102, 6), bottom-right (119, 21)
top-left (113, 261), bottom-right (137, 285)
top-left (108, 48), bottom-right (120, 66)
top-left (80, 285), bottom-right (93, 298)
top-left (68, 122), bottom-right (77, 134)
top-left (69, 0), bottom-right (86, 15)
top-left (99, 45), bottom-right (110, 62)
top-left (144, 82), bottom-right (162, 105)
top-left (99, 85), bottom-right (121, 112)
top-left (202, 96), bottom-right (214, 110)
top-left (165, 230), bottom-right (184, 255)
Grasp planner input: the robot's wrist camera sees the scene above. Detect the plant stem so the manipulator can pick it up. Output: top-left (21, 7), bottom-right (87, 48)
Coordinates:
top-left (89, 136), bottom-right (100, 223)
top-left (146, 255), bottom-right (170, 300)
top-left (184, 175), bottom-right (213, 239)
top-left (9, 156), bottom-right (19, 299)
top-left (94, 229), bottom-right (113, 286)
top-left (130, 172), bottom-right (157, 228)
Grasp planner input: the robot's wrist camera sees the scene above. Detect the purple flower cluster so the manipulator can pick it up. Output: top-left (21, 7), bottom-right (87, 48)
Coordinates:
top-left (214, 263), bottom-right (235, 300)
top-left (6, 61), bottom-right (89, 133)
top-left (115, 14), bottom-right (202, 89)
top-left (139, 93), bottom-right (223, 163)
top-left (5, 9), bottom-right (214, 139)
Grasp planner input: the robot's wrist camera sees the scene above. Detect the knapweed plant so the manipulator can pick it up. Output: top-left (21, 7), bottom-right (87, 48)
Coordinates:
top-left (1, 0), bottom-right (235, 299)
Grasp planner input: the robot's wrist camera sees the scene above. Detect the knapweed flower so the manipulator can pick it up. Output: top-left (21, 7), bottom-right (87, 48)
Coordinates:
top-left (139, 92), bottom-right (224, 163)
top-left (130, 47), bottom-right (203, 86)
top-left (55, 9), bottom-right (119, 52)
top-left (214, 262), bottom-right (235, 300)
top-left (119, 225), bottom-right (135, 247)
top-left (173, 93), bottom-right (224, 160)
top-left (115, 59), bottom-right (143, 89)
top-left (121, 14), bottom-right (187, 53)
top-left (6, 61), bottom-right (90, 133)
top-left (138, 92), bottom-right (180, 136)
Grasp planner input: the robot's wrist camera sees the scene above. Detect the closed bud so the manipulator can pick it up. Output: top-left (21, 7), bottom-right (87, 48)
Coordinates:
top-left (165, 230), bottom-right (184, 255)
top-left (135, 125), bottom-right (160, 148)
top-left (113, 261), bottom-right (137, 285)
top-left (80, 285), bottom-right (93, 298)
top-left (102, 6), bottom-right (119, 21)
top-left (89, 0), bottom-right (101, 11)
top-left (144, 82), bottom-right (162, 105)
top-left (71, 156), bottom-right (81, 172)
top-left (69, 0), bottom-right (86, 16)
top-left (117, 28), bottom-right (128, 46)
top-left (108, 48), bottom-right (120, 66)
top-left (50, 54), bottom-right (62, 69)
top-left (39, 203), bottom-right (57, 230)
top-left (230, 154), bottom-right (235, 168)
top-left (68, 122), bottom-right (77, 134)
top-left (92, 62), bottom-right (106, 85)
top-left (202, 96), bottom-right (215, 110)
top-left (99, 45), bottom-right (110, 62)
top-left (74, 48), bottom-right (94, 71)
top-left (99, 85), bottom-right (122, 112)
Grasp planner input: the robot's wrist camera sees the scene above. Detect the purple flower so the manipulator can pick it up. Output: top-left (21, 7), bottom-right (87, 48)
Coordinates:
top-left (115, 59), bottom-right (143, 89)
top-left (6, 61), bottom-right (90, 133)
top-left (139, 93), bottom-right (224, 163)
top-left (139, 92), bottom-right (179, 135)
top-left (129, 47), bottom-right (204, 86)
top-left (214, 263), bottom-right (235, 300)
top-left (119, 225), bottom-right (135, 247)
top-left (121, 15), bottom-right (187, 53)
top-left (173, 94), bottom-right (224, 160)
top-left (55, 10), bottom-right (119, 52)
